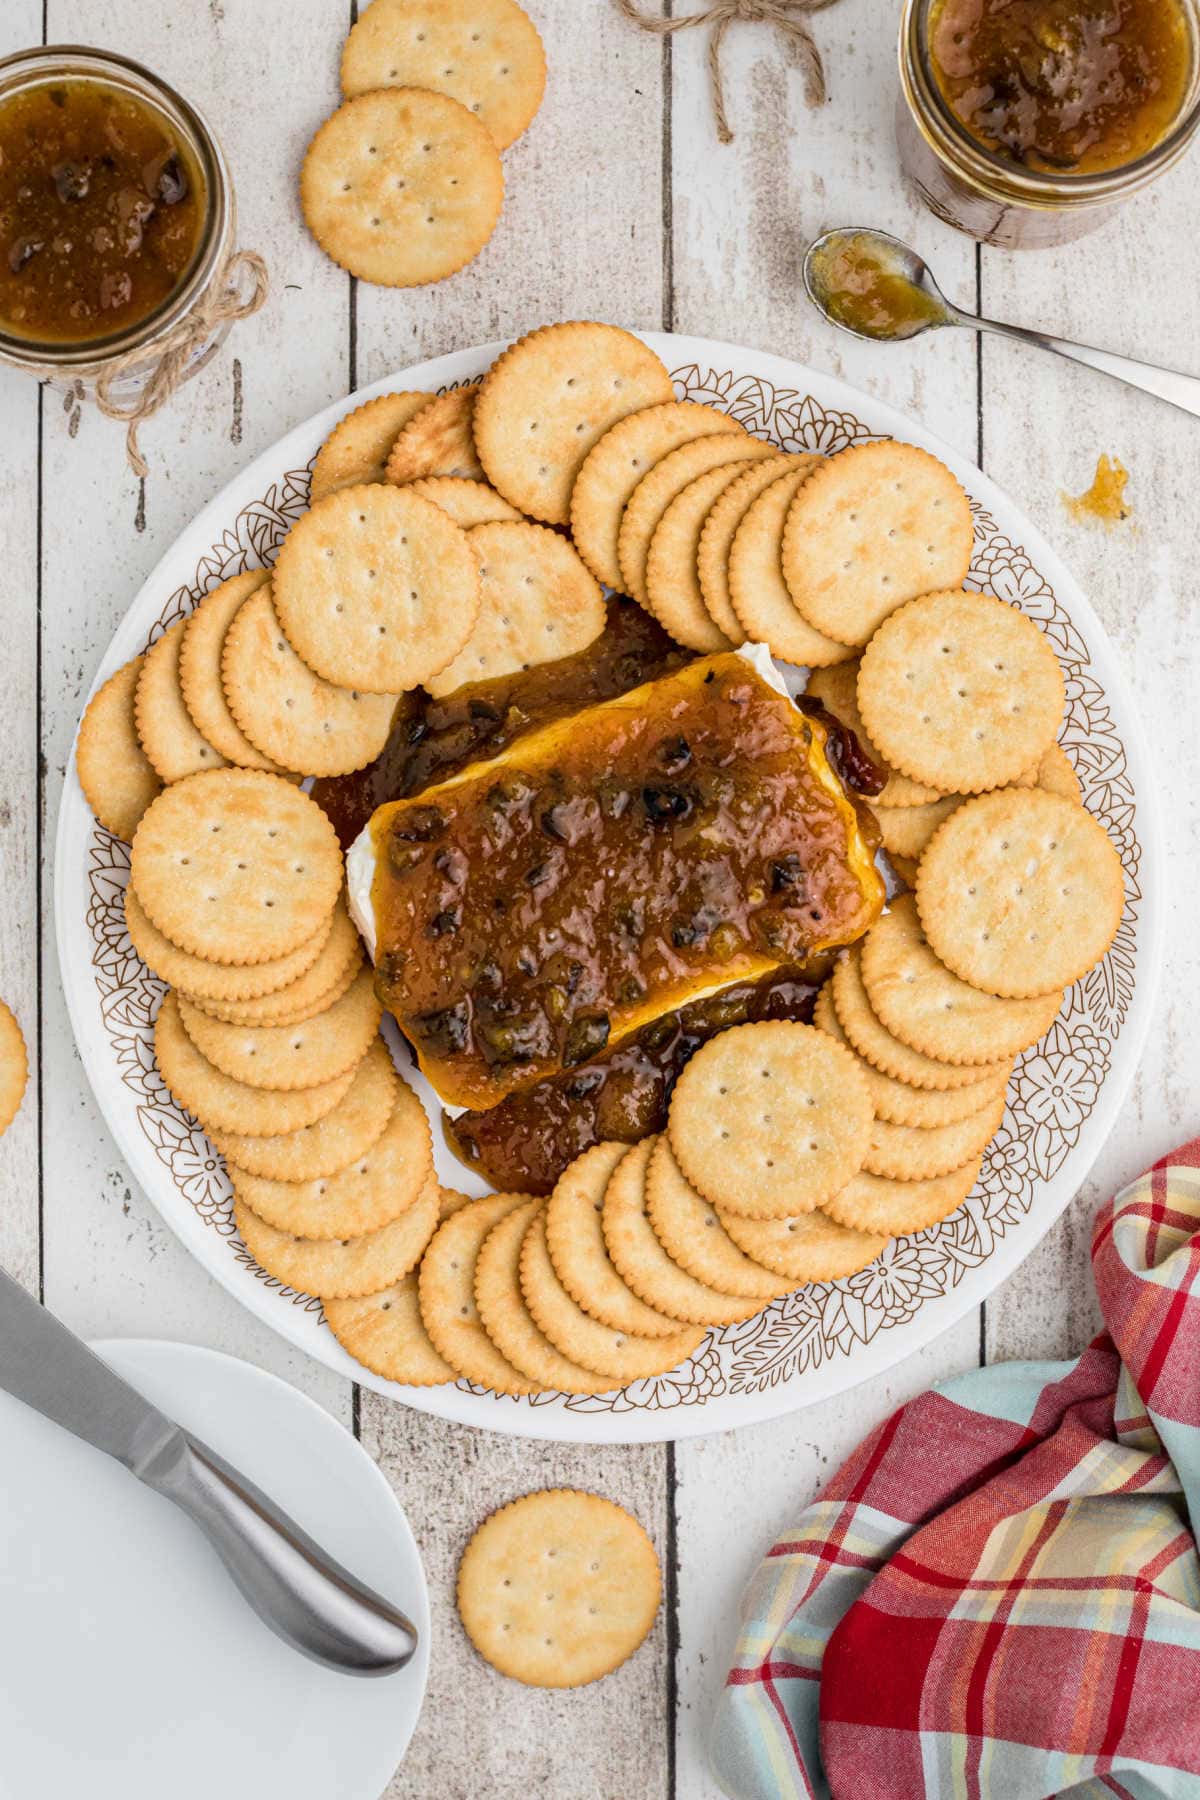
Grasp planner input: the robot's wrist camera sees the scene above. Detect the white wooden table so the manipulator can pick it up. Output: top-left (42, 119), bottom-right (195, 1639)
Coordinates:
top-left (1, 4), bottom-right (1196, 1794)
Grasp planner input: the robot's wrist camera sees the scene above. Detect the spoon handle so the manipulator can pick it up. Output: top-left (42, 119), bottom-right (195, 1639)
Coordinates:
top-left (969, 313), bottom-right (1200, 420)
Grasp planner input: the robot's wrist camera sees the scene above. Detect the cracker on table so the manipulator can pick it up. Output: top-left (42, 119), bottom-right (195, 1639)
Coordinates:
top-left (543, 1141), bottom-right (681, 1337)
top-left (124, 886), bottom-right (332, 1005)
top-left (221, 586), bottom-right (399, 777)
top-left (860, 895), bottom-right (1062, 1066)
top-left (520, 1210), bottom-right (705, 1384)
top-left (644, 461), bottom-right (749, 651)
top-left (696, 455), bottom-right (802, 645)
top-left (857, 590), bottom-right (1065, 796)
top-left (475, 1198), bottom-right (616, 1395)
top-left (310, 391), bottom-right (431, 501)
top-left (154, 990), bottom-right (355, 1136)
top-left (229, 1081), bottom-right (432, 1240)
top-left (408, 475), bottom-right (521, 527)
top-left (301, 89), bottom-right (503, 288)
top-left (814, 982), bottom-right (1009, 1129)
top-left (426, 520), bottom-right (605, 698)
top-left (823, 1157), bottom-right (984, 1237)
top-left (644, 1137), bottom-right (793, 1300)
top-left (601, 1138), bottom-right (763, 1325)
top-left (130, 769), bottom-right (343, 966)
top-left (418, 1192), bottom-right (542, 1394)
top-left (75, 655), bottom-right (162, 841)
top-left (668, 1021), bottom-right (872, 1219)
top-left (457, 1489), bottom-right (661, 1688)
top-left (617, 434), bottom-right (773, 609)
top-left (386, 385), bottom-right (484, 485)
top-left (341, 0), bottom-right (546, 150)
top-left (864, 1088), bottom-right (1006, 1181)
top-left (188, 902), bottom-right (361, 1028)
top-left (917, 788), bottom-right (1124, 998)
top-left (475, 323), bottom-right (675, 526)
top-left (235, 1179), bottom-right (438, 1300)
top-left (135, 619), bottom-right (227, 783)
top-left (569, 400), bottom-right (743, 588)
top-left (211, 1038), bottom-right (397, 1180)
top-left (0, 1000), bottom-right (28, 1138)
top-left (727, 463), bottom-right (853, 668)
top-left (271, 483), bottom-right (479, 694)
top-left (325, 1265), bottom-right (456, 1387)
top-left (779, 440), bottom-right (974, 647)
top-left (805, 659), bottom-right (940, 809)
top-left (178, 571), bottom-right (286, 773)
top-left (831, 943), bottom-right (1007, 1092)
top-left (717, 1203), bottom-right (887, 1282)
top-left (178, 966), bottom-right (381, 1092)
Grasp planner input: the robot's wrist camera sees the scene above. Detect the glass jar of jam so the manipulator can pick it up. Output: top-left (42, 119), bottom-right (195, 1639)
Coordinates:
top-left (897, 0), bottom-right (1200, 246)
top-left (0, 45), bottom-right (243, 398)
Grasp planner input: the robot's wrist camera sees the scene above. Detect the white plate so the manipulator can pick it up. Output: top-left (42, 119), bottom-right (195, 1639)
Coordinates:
top-left (0, 1338), bottom-right (429, 1799)
top-left (55, 332), bottom-right (1162, 1445)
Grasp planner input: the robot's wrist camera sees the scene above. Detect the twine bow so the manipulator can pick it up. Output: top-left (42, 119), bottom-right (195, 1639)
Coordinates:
top-left (614, 0), bottom-right (841, 143)
top-left (94, 248), bottom-right (270, 480)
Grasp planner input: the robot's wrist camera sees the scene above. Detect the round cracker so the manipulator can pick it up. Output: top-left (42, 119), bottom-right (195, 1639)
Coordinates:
top-left (221, 586), bottom-right (399, 776)
top-left (177, 967), bottom-right (381, 1092)
top-left (871, 793), bottom-right (963, 863)
top-left (813, 982), bottom-right (1008, 1128)
top-left (864, 1088), bottom-right (1006, 1181)
top-left (668, 1021), bottom-right (872, 1219)
top-left (644, 1137), bottom-right (793, 1300)
top-left (0, 1000), bottom-right (28, 1137)
top-left (696, 454), bottom-right (804, 644)
top-left (272, 483), bottom-right (479, 694)
top-left (135, 619), bottom-right (227, 783)
top-left (341, 0), bottom-right (546, 150)
top-left (386, 384), bottom-right (483, 485)
top-left (154, 991), bottom-right (356, 1136)
top-left (178, 571), bottom-right (286, 773)
top-left (917, 788), bottom-right (1125, 999)
top-left (1037, 742), bottom-right (1083, 804)
top-left (234, 1178), bottom-right (437, 1299)
top-left (301, 89), bottom-right (503, 288)
top-left (310, 391), bottom-right (431, 501)
top-left (457, 1489), bottom-right (660, 1689)
top-left (823, 1157), bottom-right (983, 1237)
top-left (601, 1138), bottom-right (763, 1325)
top-left (228, 1082), bottom-right (432, 1239)
top-left (618, 434), bottom-right (774, 608)
top-left (779, 440), bottom-right (974, 647)
top-left (130, 769), bottom-right (343, 966)
top-left (727, 464), bottom-right (853, 668)
top-left (805, 659), bottom-right (940, 808)
top-left (519, 1210), bottom-right (705, 1384)
top-left (418, 1193), bottom-right (542, 1394)
top-left (325, 1267), bottom-right (456, 1387)
top-left (211, 1037), bottom-right (397, 1180)
top-left (475, 1199), bottom-right (615, 1395)
top-left (831, 943), bottom-right (1008, 1092)
top-left (187, 902), bottom-right (361, 1027)
top-left (474, 323), bottom-right (675, 526)
top-left (569, 400), bottom-right (743, 588)
top-left (857, 590), bottom-right (1065, 795)
top-left (426, 521), bottom-right (605, 698)
top-left (861, 895), bottom-right (1062, 1065)
top-left (75, 655), bottom-right (162, 841)
top-left (408, 475), bottom-right (521, 527)
top-left (643, 461), bottom-right (748, 651)
top-left (544, 1141), bottom-right (681, 1337)
top-left (717, 1205), bottom-right (887, 1282)
top-left (124, 886), bottom-right (332, 1005)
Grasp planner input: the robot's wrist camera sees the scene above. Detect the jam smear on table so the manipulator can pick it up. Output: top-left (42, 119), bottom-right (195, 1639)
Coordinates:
top-left (0, 79), bottom-right (204, 345)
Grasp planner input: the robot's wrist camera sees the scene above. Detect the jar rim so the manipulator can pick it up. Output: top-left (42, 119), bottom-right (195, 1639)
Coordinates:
top-left (0, 43), bottom-right (231, 368)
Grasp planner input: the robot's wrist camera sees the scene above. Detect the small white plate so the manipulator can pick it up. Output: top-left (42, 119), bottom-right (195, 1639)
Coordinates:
top-left (0, 1338), bottom-right (429, 1800)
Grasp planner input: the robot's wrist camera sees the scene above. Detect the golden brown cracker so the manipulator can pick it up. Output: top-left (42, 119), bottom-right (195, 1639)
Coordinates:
top-left (864, 1089), bottom-right (1005, 1181)
top-left (805, 659), bottom-right (940, 808)
top-left (178, 571), bottom-right (286, 773)
top-left (177, 966), bottom-right (381, 1092)
top-left (311, 391), bottom-right (431, 501)
top-left (727, 463), bottom-right (853, 668)
top-left (644, 1137), bottom-right (794, 1299)
top-left (235, 1178), bottom-right (437, 1299)
top-left (407, 474), bottom-right (521, 527)
top-left (643, 461), bottom-right (748, 651)
top-left (0, 1000), bottom-right (28, 1138)
top-left (211, 1037), bottom-right (397, 1180)
top-left (696, 454), bottom-right (804, 645)
top-left (324, 1268), bottom-right (456, 1387)
top-left (418, 1192), bottom-right (542, 1394)
top-left (124, 886), bottom-right (332, 1005)
top-left (618, 434), bottom-right (773, 609)
top-left (154, 991), bottom-right (355, 1136)
top-left (135, 619), bottom-right (227, 783)
top-left (814, 981), bottom-right (1008, 1128)
top-left (831, 943), bottom-right (1007, 1092)
top-left (188, 902), bottom-right (361, 1027)
top-left (386, 384), bottom-right (484, 485)
top-left (871, 794), bottom-right (963, 863)
top-left (1036, 742), bottom-right (1083, 804)
top-left (717, 1205), bottom-right (887, 1282)
top-left (475, 1199), bottom-right (615, 1395)
top-left (823, 1158), bottom-right (983, 1237)
top-left (76, 655), bottom-right (162, 841)
top-left (543, 1141), bottom-right (681, 1338)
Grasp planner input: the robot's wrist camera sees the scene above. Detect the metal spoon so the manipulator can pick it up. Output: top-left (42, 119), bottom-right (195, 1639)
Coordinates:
top-left (803, 227), bottom-right (1200, 420)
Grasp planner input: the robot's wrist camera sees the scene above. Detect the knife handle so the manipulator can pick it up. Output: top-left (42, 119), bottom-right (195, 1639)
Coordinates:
top-left (142, 1431), bottom-right (419, 1677)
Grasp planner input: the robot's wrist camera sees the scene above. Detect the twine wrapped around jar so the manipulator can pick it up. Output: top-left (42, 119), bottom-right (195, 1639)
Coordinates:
top-left (93, 247), bottom-right (269, 479)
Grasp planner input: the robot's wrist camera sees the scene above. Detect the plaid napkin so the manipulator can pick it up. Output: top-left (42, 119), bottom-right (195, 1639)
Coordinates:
top-left (711, 1141), bottom-right (1200, 1800)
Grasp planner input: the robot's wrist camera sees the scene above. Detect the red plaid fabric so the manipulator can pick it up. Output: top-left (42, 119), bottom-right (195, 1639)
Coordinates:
top-left (711, 1140), bottom-right (1200, 1800)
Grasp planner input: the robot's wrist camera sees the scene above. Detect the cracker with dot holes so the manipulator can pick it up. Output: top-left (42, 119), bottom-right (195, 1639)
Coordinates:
top-left (805, 659), bottom-right (940, 808)
top-left (325, 1267), bottom-right (456, 1388)
top-left (190, 901), bottom-right (361, 1028)
top-left (426, 520), bottom-right (605, 697)
top-left (135, 620), bottom-right (227, 783)
top-left (780, 439), bottom-right (974, 647)
top-left (235, 1178), bottom-right (438, 1300)
top-left (457, 1490), bottom-right (661, 1688)
top-left (271, 483), bottom-right (479, 694)
top-left (310, 391), bottom-right (431, 501)
top-left (696, 453), bottom-right (805, 645)
top-left (418, 1192), bottom-right (541, 1394)
top-left (301, 89), bottom-right (503, 288)
top-left (130, 769), bottom-right (342, 966)
top-left (857, 589), bottom-right (1065, 795)
top-left (0, 1000), bottom-right (28, 1138)
top-left (75, 655), bottom-right (161, 841)
top-left (717, 1205), bottom-right (886, 1283)
top-left (814, 981), bottom-right (1009, 1129)
top-left (474, 323), bottom-right (675, 526)
top-left (543, 1141), bottom-right (681, 1338)
top-left (644, 460), bottom-right (751, 651)
top-left (177, 965), bottom-right (381, 1092)
top-left (178, 572), bottom-right (288, 774)
top-left (823, 1157), bottom-right (984, 1237)
top-left (917, 788), bottom-right (1124, 998)
top-left (475, 1199), bottom-right (617, 1396)
top-left (832, 941), bottom-right (1008, 1092)
top-left (220, 586), bottom-right (399, 777)
top-left (125, 886), bottom-right (332, 1006)
top-left (569, 400), bottom-right (743, 588)
top-left (408, 475), bottom-right (521, 527)
top-left (644, 1138), bottom-right (793, 1299)
top-left (211, 1038), bottom-right (397, 1181)
top-left (864, 1089), bottom-right (1006, 1181)
top-left (341, 0), bottom-right (546, 150)
top-left (618, 434), bottom-right (772, 608)
top-left (154, 991), bottom-right (356, 1137)
top-left (668, 1021), bottom-right (872, 1219)
top-left (727, 462), bottom-right (852, 668)
top-left (386, 385), bottom-right (484, 484)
